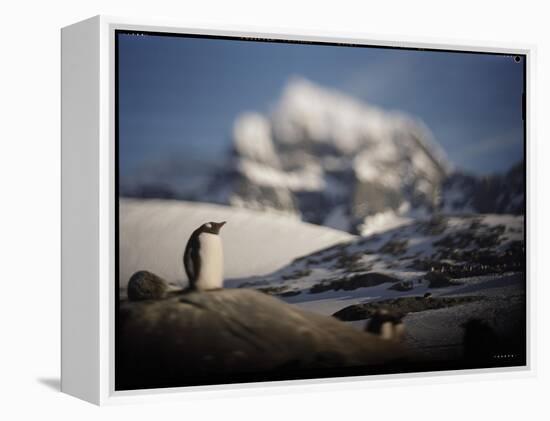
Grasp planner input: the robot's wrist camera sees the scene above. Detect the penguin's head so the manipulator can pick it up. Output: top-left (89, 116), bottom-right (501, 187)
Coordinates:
top-left (200, 221), bottom-right (226, 235)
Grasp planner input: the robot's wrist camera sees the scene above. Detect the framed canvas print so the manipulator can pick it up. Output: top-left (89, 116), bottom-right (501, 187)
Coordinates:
top-left (61, 15), bottom-right (532, 405)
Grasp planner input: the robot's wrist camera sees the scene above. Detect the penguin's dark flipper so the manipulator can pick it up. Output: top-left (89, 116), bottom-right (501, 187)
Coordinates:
top-left (183, 229), bottom-right (201, 286)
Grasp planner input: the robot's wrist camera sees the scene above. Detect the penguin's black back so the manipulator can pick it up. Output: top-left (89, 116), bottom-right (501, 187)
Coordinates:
top-left (184, 227), bottom-right (202, 286)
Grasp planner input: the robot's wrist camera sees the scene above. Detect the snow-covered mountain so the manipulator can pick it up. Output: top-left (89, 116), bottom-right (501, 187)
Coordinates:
top-left (441, 161), bottom-right (525, 215)
top-left (204, 78), bottom-right (454, 232)
top-left (121, 78), bottom-right (524, 233)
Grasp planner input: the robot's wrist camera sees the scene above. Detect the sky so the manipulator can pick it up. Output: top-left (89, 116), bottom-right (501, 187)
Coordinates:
top-left (117, 32), bottom-right (525, 177)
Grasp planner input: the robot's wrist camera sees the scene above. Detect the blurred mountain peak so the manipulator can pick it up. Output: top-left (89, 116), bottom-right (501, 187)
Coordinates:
top-left (216, 77), bottom-right (454, 230)
top-left (121, 77), bottom-right (524, 234)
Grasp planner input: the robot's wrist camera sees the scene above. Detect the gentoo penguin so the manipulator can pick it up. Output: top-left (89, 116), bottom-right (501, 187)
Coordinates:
top-left (365, 309), bottom-right (405, 341)
top-left (184, 221), bottom-right (226, 291)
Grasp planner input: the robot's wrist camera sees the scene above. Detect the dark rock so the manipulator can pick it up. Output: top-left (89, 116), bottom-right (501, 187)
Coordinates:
top-left (333, 295), bottom-right (482, 321)
top-left (258, 285), bottom-right (287, 295)
top-left (279, 290), bottom-right (302, 297)
top-left (389, 281), bottom-right (414, 292)
top-left (378, 239), bottom-right (409, 256)
top-left (281, 268), bottom-right (312, 280)
top-left (424, 271), bottom-right (462, 288)
top-left (433, 224), bottom-right (505, 250)
top-left (258, 285), bottom-right (301, 297)
top-left (309, 272), bottom-right (399, 294)
top-left (332, 305), bottom-right (372, 321)
top-left (116, 289), bottom-right (407, 390)
top-left (416, 215), bottom-right (448, 236)
top-left (335, 251), bottom-right (370, 271)
top-left (127, 270), bottom-right (168, 301)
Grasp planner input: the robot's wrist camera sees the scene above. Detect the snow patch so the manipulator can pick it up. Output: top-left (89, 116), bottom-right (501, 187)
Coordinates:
top-left (119, 198), bottom-right (355, 288)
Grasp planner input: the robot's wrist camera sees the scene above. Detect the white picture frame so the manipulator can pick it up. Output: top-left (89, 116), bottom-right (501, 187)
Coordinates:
top-left (61, 15), bottom-right (534, 405)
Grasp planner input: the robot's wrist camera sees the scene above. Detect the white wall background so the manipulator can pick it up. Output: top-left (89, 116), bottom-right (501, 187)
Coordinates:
top-left (0, 0), bottom-right (548, 418)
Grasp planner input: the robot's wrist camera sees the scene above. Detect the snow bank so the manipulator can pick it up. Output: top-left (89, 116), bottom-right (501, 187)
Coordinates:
top-left (119, 198), bottom-right (354, 288)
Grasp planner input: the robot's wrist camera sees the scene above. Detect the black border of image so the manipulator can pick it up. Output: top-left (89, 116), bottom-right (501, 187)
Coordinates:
top-left (114, 29), bottom-right (527, 391)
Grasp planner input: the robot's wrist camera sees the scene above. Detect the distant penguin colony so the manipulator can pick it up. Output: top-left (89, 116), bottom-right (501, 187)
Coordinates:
top-left (184, 221), bottom-right (226, 291)
top-left (365, 309), bottom-right (405, 341)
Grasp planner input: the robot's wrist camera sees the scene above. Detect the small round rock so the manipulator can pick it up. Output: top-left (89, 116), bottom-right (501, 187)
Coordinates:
top-left (127, 270), bottom-right (168, 301)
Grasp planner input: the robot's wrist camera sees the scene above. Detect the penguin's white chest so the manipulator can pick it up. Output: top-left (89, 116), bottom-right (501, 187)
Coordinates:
top-left (197, 233), bottom-right (224, 290)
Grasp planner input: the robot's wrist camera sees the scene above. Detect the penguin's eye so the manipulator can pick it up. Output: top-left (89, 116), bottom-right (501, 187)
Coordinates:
top-left (205, 223), bottom-right (212, 229)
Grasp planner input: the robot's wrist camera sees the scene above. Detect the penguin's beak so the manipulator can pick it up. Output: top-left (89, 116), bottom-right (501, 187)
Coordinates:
top-left (217, 221), bottom-right (226, 229)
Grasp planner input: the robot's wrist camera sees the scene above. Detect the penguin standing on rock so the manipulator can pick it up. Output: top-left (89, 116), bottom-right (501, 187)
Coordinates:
top-left (184, 221), bottom-right (226, 291)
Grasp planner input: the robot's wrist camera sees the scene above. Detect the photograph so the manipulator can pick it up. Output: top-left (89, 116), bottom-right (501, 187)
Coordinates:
top-left (114, 30), bottom-right (526, 391)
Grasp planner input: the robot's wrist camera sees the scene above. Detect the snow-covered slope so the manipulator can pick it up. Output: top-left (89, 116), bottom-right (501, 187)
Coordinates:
top-left (232, 213), bottom-right (525, 300)
top-left (221, 211), bottom-right (525, 365)
top-left (119, 198), bottom-right (354, 289)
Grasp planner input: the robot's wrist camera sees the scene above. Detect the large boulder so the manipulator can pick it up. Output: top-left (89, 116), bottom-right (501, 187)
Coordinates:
top-left (116, 288), bottom-right (408, 390)
top-left (127, 270), bottom-right (168, 301)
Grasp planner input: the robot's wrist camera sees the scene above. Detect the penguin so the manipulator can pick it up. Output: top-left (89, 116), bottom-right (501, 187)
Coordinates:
top-left (184, 221), bottom-right (226, 291)
top-left (365, 309), bottom-right (405, 341)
